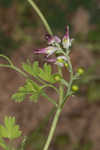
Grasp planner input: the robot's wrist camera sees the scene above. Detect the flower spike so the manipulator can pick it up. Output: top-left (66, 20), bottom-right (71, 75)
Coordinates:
top-left (34, 25), bottom-right (74, 67)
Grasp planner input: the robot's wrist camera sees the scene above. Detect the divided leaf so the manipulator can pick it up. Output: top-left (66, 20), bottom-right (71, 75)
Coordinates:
top-left (22, 61), bottom-right (59, 84)
top-left (0, 116), bottom-right (21, 140)
top-left (12, 80), bottom-right (43, 103)
top-left (12, 87), bottom-right (26, 102)
top-left (22, 61), bottom-right (40, 77)
top-left (39, 63), bottom-right (57, 83)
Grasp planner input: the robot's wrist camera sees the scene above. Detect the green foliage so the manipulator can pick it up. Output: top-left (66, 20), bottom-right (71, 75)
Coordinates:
top-left (22, 61), bottom-right (59, 84)
top-left (12, 79), bottom-right (43, 103)
top-left (0, 116), bottom-right (21, 140)
top-left (22, 61), bottom-right (40, 77)
top-left (38, 63), bottom-right (57, 83)
top-left (12, 86), bottom-right (26, 103)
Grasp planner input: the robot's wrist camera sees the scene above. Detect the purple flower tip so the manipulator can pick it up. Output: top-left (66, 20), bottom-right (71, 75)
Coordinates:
top-left (65, 25), bottom-right (69, 37)
top-left (48, 36), bottom-right (61, 45)
top-left (34, 48), bottom-right (46, 54)
top-left (45, 34), bottom-right (52, 41)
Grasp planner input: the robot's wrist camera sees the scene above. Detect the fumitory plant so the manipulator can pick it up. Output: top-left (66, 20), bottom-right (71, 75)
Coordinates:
top-left (0, 0), bottom-right (84, 150)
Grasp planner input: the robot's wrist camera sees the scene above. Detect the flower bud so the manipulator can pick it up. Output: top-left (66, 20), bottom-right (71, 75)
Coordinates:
top-left (57, 58), bottom-right (64, 63)
top-left (64, 63), bottom-right (68, 68)
top-left (77, 68), bottom-right (84, 75)
top-left (54, 75), bottom-right (61, 81)
top-left (72, 85), bottom-right (79, 92)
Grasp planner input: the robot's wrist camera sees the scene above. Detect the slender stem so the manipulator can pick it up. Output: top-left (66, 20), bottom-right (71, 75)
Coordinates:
top-left (61, 56), bottom-right (73, 107)
top-left (42, 84), bottom-right (59, 94)
top-left (27, 0), bottom-right (53, 36)
top-left (11, 65), bottom-right (28, 78)
top-left (0, 54), bottom-right (13, 66)
top-left (43, 67), bottom-right (63, 150)
top-left (0, 64), bottom-right (28, 78)
top-left (43, 107), bottom-right (62, 150)
top-left (42, 93), bottom-right (58, 107)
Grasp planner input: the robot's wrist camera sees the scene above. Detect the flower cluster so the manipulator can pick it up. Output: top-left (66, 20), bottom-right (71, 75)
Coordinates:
top-left (34, 26), bottom-right (74, 67)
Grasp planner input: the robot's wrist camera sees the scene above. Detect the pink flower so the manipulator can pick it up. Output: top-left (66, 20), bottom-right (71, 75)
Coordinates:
top-left (45, 34), bottom-right (61, 45)
top-left (34, 46), bottom-right (59, 57)
top-left (62, 26), bottom-right (74, 49)
top-left (47, 56), bottom-right (67, 67)
top-left (34, 25), bottom-right (74, 67)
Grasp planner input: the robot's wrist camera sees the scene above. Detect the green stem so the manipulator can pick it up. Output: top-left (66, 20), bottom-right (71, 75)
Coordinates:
top-left (0, 64), bottom-right (28, 78)
top-left (43, 67), bottom-right (63, 150)
top-left (42, 93), bottom-right (58, 107)
top-left (61, 56), bottom-right (73, 107)
top-left (27, 0), bottom-right (53, 35)
top-left (42, 84), bottom-right (59, 94)
top-left (0, 54), bottom-right (13, 66)
top-left (43, 107), bottom-right (62, 150)
top-left (11, 65), bottom-right (28, 78)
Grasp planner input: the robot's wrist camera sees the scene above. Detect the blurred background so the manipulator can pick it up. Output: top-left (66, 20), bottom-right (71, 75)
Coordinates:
top-left (0, 0), bottom-right (100, 150)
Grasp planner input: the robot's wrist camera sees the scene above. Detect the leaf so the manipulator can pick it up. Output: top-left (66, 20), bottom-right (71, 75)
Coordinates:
top-left (22, 61), bottom-right (59, 84)
top-left (38, 63), bottom-right (52, 82)
top-left (12, 80), bottom-right (43, 103)
top-left (38, 63), bottom-right (57, 83)
top-left (22, 61), bottom-right (40, 77)
top-left (26, 79), bottom-right (43, 102)
top-left (12, 87), bottom-right (26, 102)
top-left (29, 94), bottom-right (39, 103)
top-left (32, 61), bottom-right (40, 76)
top-left (44, 63), bottom-right (51, 75)
top-left (0, 116), bottom-right (21, 140)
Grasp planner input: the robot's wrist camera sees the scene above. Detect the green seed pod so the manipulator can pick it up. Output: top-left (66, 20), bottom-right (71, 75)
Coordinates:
top-left (54, 75), bottom-right (61, 81)
top-left (77, 68), bottom-right (84, 75)
top-left (72, 85), bottom-right (79, 92)
top-left (64, 63), bottom-right (68, 68)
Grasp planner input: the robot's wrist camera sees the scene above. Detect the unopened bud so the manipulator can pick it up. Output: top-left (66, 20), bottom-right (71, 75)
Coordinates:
top-left (65, 63), bottom-right (68, 68)
top-left (72, 85), bottom-right (79, 92)
top-left (77, 68), bottom-right (84, 75)
top-left (54, 75), bottom-right (61, 81)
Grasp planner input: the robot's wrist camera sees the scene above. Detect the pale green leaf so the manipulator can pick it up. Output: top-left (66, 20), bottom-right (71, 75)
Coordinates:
top-left (12, 80), bottom-right (43, 103)
top-left (22, 61), bottom-right (40, 77)
top-left (12, 87), bottom-right (26, 102)
top-left (0, 116), bottom-right (21, 140)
